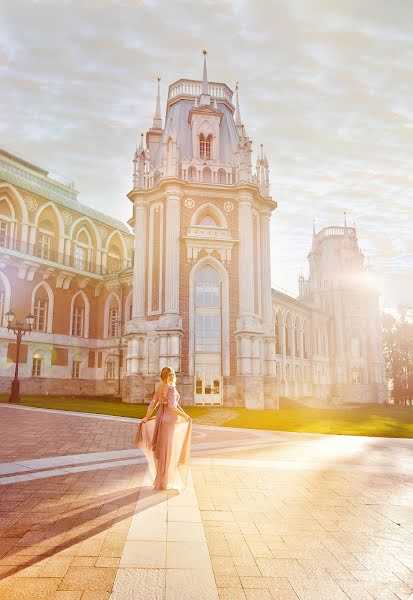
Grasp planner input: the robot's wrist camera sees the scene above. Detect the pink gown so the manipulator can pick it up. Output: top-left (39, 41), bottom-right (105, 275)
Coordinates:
top-left (134, 385), bottom-right (192, 491)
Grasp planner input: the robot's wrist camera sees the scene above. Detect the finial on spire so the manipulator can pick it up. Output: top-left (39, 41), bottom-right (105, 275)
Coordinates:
top-left (260, 143), bottom-right (264, 160)
top-left (235, 82), bottom-right (242, 127)
top-left (152, 76), bottom-right (162, 129)
top-left (139, 133), bottom-right (144, 149)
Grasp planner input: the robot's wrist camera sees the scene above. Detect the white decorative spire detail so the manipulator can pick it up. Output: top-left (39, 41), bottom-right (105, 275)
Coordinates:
top-left (235, 82), bottom-right (242, 127)
top-left (200, 50), bottom-right (210, 106)
top-left (152, 76), bottom-right (162, 129)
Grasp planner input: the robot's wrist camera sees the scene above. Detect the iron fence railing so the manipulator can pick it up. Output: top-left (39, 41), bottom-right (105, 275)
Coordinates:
top-left (0, 236), bottom-right (132, 276)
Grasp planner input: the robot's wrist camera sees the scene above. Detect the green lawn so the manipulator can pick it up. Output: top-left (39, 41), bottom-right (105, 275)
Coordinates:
top-left (1, 395), bottom-right (412, 438)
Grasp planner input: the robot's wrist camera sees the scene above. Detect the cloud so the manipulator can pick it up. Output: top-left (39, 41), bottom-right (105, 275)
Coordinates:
top-left (1, 0), bottom-right (412, 309)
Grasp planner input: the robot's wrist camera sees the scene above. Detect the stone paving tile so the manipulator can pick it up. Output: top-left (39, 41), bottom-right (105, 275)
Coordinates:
top-left (191, 436), bottom-right (413, 600)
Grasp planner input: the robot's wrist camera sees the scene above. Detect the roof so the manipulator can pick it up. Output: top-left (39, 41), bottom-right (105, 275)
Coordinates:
top-left (0, 148), bottom-right (131, 235)
top-left (153, 99), bottom-right (239, 169)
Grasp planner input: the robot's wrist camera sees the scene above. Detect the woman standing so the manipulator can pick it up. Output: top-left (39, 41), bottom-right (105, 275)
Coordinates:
top-left (135, 366), bottom-right (192, 491)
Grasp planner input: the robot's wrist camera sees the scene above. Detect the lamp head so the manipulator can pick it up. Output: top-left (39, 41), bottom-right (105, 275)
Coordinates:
top-left (5, 310), bottom-right (15, 324)
top-left (25, 314), bottom-right (35, 327)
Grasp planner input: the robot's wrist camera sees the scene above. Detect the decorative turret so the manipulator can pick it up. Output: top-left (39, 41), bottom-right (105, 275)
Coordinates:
top-left (133, 133), bottom-right (148, 189)
top-left (256, 144), bottom-right (270, 196)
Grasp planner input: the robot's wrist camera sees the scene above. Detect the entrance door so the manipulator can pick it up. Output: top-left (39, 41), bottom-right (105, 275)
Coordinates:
top-left (194, 266), bottom-right (222, 405)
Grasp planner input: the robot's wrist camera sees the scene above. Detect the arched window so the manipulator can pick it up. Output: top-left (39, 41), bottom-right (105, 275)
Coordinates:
top-left (202, 167), bottom-right (212, 183)
top-left (33, 286), bottom-right (49, 332)
top-left (199, 134), bottom-right (205, 159)
top-left (195, 267), bottom-right (220, 352)
top-left (205, 134), bottom-right (212, 159)
top-left (351, 368), bottom-right (362, 384)
top-left (199, 216), bottom-right (216, 227)
top-left (303, 320), bottom-right (310, 359)
top-left (72, 294), bottom-right (85, 337)
top-left (108, 296), bottom-right (120, 338)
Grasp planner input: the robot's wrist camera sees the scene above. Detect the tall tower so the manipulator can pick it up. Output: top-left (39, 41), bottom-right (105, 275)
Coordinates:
top-left (123, 54), bottom-right (277, 408)
top-left (298, 221), bottom-right (387, 403)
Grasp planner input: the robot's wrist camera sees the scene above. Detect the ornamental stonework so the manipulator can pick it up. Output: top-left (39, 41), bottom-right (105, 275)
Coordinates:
top-left (98, 226), bottom-right (108, 241)
top-left (25, 196), bottom-right (38, 212)
top-left (224, 201), bottom-right (234, 212)
top-left (184, 198), bottom-right (195, 209)
top-left (61, 211), bottom-right (73, 226)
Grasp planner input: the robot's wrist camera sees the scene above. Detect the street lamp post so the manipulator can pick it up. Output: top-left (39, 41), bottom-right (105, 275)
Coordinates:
top-left (6, 310), bottom-right (35, 403)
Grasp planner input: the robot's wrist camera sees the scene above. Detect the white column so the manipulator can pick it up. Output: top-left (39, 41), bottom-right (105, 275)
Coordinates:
top-left (238, 194), bottom-right (254, 316)
top-left (132, 200), bottom-right (147, 318)
top-left (164, 191), bottom-right (180, 315)
top-left (260, 210), bottom-right (273, 328)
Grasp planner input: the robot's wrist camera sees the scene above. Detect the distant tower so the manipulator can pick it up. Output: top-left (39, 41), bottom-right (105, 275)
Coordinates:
top-left (299, 220), bottom-right (387, 403)
top-left (123, 54), bottom-right (277, 408)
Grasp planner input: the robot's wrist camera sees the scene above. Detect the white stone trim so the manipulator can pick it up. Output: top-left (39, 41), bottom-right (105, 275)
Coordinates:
top-left (188, 256), bottom-right (230, 377)
top-left (190, 202), bottom-right (228, 228)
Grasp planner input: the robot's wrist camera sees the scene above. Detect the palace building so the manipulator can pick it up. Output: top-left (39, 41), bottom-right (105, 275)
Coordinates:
top-left (0, 57), bottom-right (387, 407)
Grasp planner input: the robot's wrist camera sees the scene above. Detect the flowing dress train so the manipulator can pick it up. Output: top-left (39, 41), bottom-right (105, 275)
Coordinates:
top-left (134, 385), bottom-right (192, 491)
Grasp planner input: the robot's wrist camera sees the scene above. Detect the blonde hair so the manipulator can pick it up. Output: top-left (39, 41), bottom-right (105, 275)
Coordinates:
top-left (160, 366), bottom-right (175, 385)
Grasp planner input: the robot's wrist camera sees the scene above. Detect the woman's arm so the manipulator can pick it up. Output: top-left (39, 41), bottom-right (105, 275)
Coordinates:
top-left (142, 390), bottom-right (159, 422)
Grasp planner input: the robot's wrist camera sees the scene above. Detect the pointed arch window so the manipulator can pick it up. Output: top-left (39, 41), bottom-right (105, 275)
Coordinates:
top-left (33, 288), bottom-right (49, 332)
top-left (199, 134), bottom-right (212, 160)
top-left (200, 216), bottom-right (216, 227)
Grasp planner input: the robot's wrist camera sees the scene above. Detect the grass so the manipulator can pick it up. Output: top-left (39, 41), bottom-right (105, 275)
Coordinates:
top-left (1, 395), bottom-right (412, 438)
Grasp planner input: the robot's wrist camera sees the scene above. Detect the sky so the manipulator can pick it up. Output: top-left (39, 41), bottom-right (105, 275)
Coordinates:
top-left (1, 0), bottom-right (412, 312)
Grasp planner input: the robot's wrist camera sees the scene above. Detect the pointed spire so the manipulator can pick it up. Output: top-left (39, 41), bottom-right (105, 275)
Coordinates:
top-left (202, 50), bottom-right (208, 94)
top-left (139, 133), bottom-right (144, 149)
top-left (152, 76), bottom-right (162, 129)
top-left (344, 210), bottom-right (347, 228)
top-left (235, 82), bottom-right (242, 127)
top-left (200, 50), bottom-right (210, 106)
top-left (260, 143), bottom-right (264, 160)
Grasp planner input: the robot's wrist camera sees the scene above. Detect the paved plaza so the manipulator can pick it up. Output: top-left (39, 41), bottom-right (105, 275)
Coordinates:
top-left (0, 404), bottom-right (412, 600)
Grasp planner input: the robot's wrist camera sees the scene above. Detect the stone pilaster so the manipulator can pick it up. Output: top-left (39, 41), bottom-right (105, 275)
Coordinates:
top-left (132, 200), bottom-right (147, 319)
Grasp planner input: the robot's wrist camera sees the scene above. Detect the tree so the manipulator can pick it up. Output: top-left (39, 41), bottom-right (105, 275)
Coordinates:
top-left (382, 309), bottom-right (413, 405)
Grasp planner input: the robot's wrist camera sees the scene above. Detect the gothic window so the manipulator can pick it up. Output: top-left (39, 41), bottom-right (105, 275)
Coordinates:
top-left (200, 134), bottom-right (212, 160)
top-left (294, 322), bottom-right (300, 357)
top-left (199, 134), bottom-right (205, 159)
top-left (195, 267), bottom-right (221, 353)
top-left (72, 360), bottom-right (81, 379)
top-left (33, 287), bottom-right (49, 332)
top-left (72, 303), bottom-right (85, 337)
